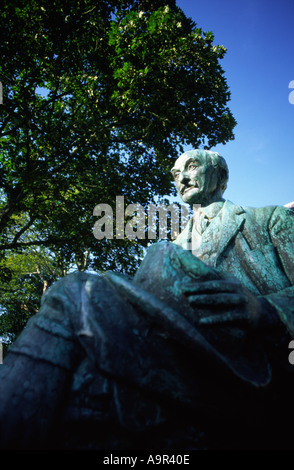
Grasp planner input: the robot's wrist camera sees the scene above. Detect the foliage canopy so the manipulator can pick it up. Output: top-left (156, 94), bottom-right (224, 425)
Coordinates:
top-left (0, 0), bottom-right (236, 340)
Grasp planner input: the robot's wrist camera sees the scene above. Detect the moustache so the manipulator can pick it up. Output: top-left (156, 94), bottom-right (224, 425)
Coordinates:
top-left (180, 182), bottom-right (199, 195)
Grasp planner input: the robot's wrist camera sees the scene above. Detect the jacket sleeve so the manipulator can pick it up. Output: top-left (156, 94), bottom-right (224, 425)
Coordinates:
top-left (264, 206), bottom-right (294, 337)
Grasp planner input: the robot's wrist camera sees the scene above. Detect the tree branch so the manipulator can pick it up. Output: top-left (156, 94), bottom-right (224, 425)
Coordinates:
top-left (11, 216), bottom-right (36, 245)
top-left (0, 236), bottom-right (75, 251)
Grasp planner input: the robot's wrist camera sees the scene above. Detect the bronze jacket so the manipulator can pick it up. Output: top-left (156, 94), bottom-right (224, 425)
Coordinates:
top-left (174, 200), bottom-right (294, 336)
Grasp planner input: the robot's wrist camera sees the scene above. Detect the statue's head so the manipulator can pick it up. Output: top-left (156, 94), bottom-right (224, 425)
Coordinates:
top-left (171, 149), bottom-right (229, 206)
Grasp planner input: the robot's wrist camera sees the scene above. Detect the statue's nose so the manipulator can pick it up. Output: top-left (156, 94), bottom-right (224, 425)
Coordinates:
top-left (178, 171), bottom-right (189, 183)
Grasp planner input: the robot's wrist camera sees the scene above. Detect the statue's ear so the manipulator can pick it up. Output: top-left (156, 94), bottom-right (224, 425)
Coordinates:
top-left (218, 169), bottom-right (228, 192)
top-left (170, 168), bottom-right (177, 181)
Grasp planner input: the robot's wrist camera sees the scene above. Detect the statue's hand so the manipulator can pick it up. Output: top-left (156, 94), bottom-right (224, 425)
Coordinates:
top-left (181, 279), bottom-right (278, 329)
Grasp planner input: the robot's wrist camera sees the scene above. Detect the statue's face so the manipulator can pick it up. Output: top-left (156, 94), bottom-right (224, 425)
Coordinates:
top-left (171, 152), bottom-right (220, 205)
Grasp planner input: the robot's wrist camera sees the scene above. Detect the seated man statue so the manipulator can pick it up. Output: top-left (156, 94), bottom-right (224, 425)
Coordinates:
top-left (0, 149), bottom-right (293, 450)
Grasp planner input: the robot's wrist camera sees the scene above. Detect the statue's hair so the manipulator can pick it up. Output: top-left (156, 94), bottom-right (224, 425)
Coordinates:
top-left (181, 149), bottom-right (229, 195)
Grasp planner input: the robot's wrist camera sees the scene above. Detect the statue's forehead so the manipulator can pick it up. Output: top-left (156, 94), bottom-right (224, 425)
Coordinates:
top-left (172, 151), bottom-right (205, 171)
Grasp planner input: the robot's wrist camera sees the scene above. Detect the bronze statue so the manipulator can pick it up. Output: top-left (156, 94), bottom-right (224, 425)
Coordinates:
top-left (0, 149), bottom-right (293, 450)
top-left (171, 150), bottom-right (294, 333)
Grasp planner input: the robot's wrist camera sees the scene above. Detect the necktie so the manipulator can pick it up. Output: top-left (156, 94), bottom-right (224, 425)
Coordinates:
top-left (200, 214), bottom-right (210, 233)
top-left (194, 212), bottom-right (210, 234)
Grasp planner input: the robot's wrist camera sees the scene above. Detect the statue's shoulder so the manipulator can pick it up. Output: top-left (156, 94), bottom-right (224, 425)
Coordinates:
top-left (241, 204), bottom-right (276, 217)
top-left (234, 204), bottom-right (294, 239)
top-left (241, 204), bottom-right (293, 222)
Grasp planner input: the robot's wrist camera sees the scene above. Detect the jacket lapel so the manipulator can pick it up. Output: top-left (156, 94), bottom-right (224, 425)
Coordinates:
top-left (174, 217), bottom-right (193, 250)
top-left (215, 200), bottom-right (245, 260)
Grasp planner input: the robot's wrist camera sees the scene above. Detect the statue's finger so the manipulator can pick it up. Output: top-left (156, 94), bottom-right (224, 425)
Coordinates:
top-left (181, 279), bottom-right (241, 295)
top-left (199, 312), bottom-right (248, 325)
top-left (187, 293), bottom-right (248, 307)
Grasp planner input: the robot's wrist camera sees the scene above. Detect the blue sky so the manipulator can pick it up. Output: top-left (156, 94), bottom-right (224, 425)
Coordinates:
top-left (177, 0), bottom-right (294, 207)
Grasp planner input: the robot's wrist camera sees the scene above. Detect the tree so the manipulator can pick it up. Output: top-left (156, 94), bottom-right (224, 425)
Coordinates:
top-left (0, 0), bottom-right (236, 341)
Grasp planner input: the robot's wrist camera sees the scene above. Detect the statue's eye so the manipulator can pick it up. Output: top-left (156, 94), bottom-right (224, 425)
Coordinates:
top-left (173, 172), bottom-right (180, 181)
top-left (188, 163), bottom-right (197, 171)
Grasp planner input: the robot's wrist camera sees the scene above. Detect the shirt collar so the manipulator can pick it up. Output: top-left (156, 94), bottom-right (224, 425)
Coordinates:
top-left (199, 201), bottom-right (225, 220)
